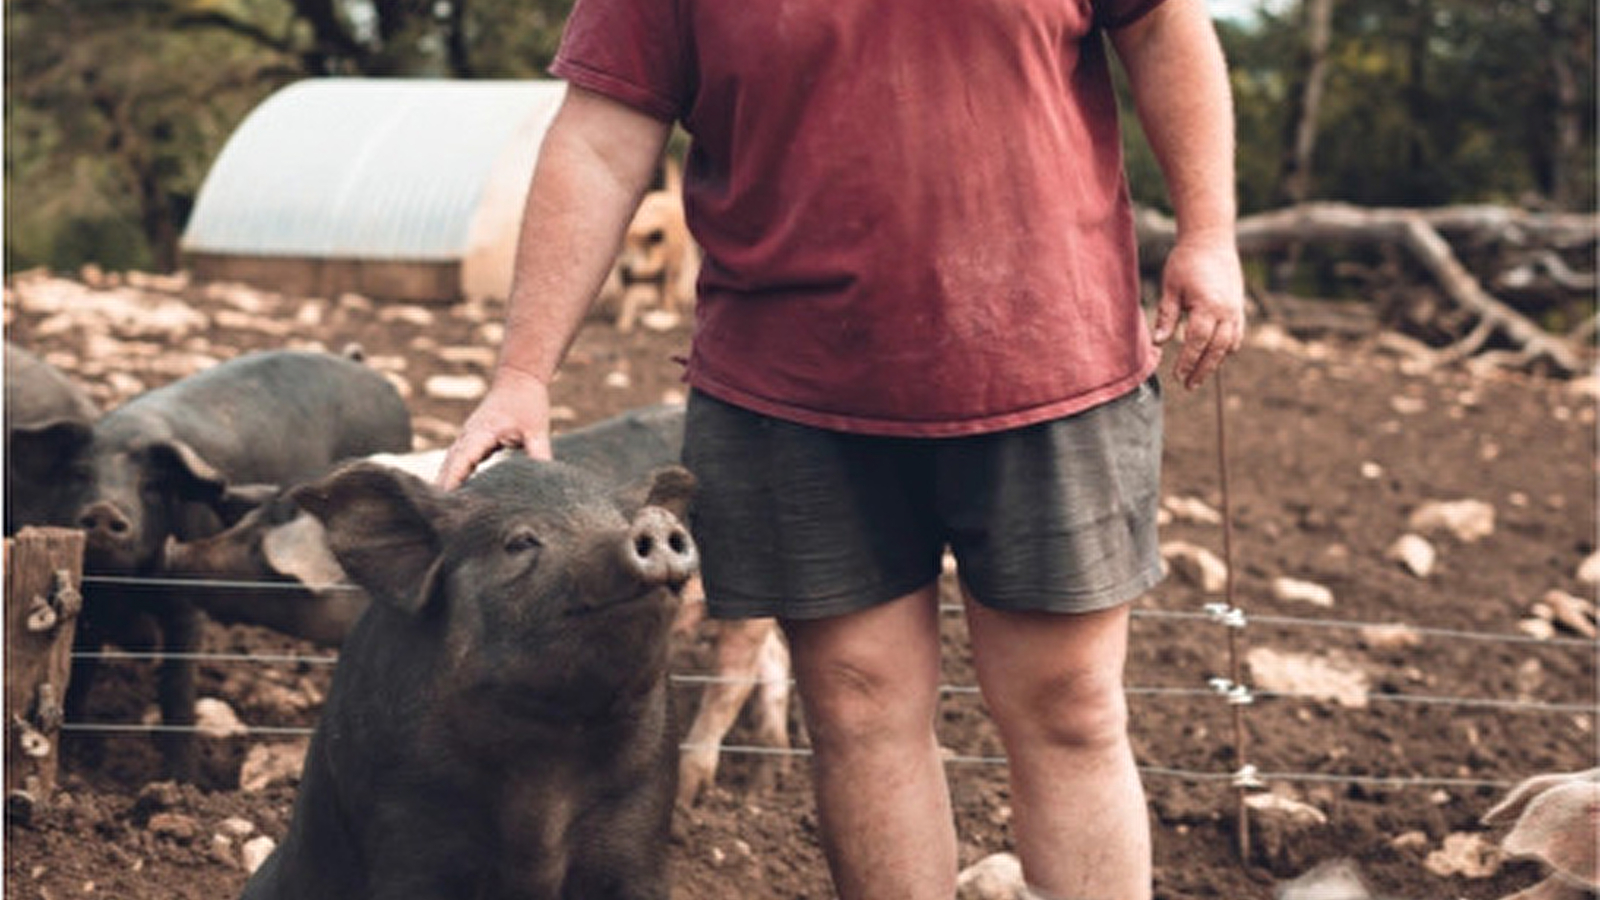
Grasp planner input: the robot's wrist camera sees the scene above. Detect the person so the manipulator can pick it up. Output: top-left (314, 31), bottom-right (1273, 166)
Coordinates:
top-left (437, 0), bottom-right (1246, 896)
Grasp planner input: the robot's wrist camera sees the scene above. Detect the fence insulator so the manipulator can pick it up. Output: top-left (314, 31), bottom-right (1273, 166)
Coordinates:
top-left (1231, 764), bottom-right (1266, 790)
top-left (25, 596), bottom-right (59, 633)
top-left (1208, 677), bottom-right (1256, 706)
top-left (12, 717), bottom-right (52, 759)
top-left (1204, 602), bottom-right (1248, 629)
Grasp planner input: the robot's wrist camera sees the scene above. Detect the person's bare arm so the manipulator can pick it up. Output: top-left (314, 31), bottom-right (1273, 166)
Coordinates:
top-left (437, 87), bottom-right (672, 488)
top-left (1110, 0), bottom-right (1246, 389)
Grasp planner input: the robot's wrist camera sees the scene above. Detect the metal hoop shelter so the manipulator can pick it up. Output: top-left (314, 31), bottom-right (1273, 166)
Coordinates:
top-left (180, 78), bottom-right (566, 303)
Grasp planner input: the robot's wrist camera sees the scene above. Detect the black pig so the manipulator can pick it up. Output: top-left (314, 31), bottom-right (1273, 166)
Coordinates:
top-left (241, 456), bottom-right (696, 900)
top-left (9, 349), bottom-right (411, 575)
top-left (8, 349), bottom-right (412, 777)
top-left (165, 403), bottom-right (687, 647)
top-left (5, 341), bottom-right (101, 534)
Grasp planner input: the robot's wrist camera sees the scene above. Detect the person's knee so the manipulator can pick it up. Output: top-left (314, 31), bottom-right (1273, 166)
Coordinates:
top-left (795, 652), bottom-right (939, 750)
top-left (782, 590), bottom-right (943, 751)
top-left (991, 666), bottom-right (1129, 752)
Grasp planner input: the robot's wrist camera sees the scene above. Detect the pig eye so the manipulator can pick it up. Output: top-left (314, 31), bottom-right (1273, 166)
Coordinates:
top-left (503, 528), bottom-right (542, 555)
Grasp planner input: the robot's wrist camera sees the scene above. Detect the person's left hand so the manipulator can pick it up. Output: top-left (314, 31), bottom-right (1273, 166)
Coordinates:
top-left (1151, 235), bottom-right (1247, 389)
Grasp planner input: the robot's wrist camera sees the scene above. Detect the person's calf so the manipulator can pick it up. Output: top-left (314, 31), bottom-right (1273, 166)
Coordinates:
top-left (779, 589), bottom-right (956, 899)
top-left (964, 603), bottom-right (1150, 900)
top-left (806, 730), bottom-right (958, 900)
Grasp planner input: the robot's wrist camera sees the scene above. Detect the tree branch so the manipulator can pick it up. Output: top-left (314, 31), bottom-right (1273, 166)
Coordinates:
top-left (171, 11), bottom-right (294, 54)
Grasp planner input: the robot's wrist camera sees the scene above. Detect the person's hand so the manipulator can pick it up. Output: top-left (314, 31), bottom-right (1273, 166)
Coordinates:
top-left (435, 368), bottom-right (554, 489)
top-left (1151, 234), bottom-right (1247, 389)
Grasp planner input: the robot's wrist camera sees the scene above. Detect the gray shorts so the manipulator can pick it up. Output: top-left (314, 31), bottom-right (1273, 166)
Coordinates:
top-left (682, 379), bottom-right (1165, 620)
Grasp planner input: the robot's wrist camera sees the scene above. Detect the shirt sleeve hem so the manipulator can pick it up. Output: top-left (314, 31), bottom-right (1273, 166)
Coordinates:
top-left (1098, 0), bottom-right (1173, 29)
top-left (549, 56), bottom-right (682, 123)
top-left (685, 354), bottom-right (1161, 439)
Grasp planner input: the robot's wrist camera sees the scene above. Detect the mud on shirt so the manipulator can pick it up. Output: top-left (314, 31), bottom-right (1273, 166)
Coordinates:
top-left (553, 0), bottom-right (1167, 436)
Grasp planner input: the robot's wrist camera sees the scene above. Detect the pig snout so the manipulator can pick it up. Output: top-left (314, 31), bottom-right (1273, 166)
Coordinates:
top-left (77, 500), bottom-right (149, 573)
top-left (625, 506), bottom-right (698, 588)
top-left (79, 500), bottom-right (134, 544)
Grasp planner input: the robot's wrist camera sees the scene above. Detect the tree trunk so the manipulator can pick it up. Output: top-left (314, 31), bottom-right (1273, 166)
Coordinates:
top-left (1539, 5), bottom-right (1584, 211)
top-left (91, 87), bottom-right (181, 272)
top-left (1280, 0), bottom-right (1335, 206)
top-left (290, 0), bottom-right (367, 74)
top-left (137, 164), bottom-right (181, 273)
top-left (1273, 0), bottom-right (1337, 289)
top-left (1401, 2), bottom-right (1430, 182)
top-left (447, 0), bottom-right (473, 77)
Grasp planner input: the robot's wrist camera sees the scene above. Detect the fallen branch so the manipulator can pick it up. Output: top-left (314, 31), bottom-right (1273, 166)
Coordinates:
top-left (1497, 250), bottom-right (1599, 294)
top-left (1136, 203), bottom-right (1592, 375)
top-left (1419, 205), bottom-right (1600, 250)
top-left (1567, 313), bottom-right (1599, 348)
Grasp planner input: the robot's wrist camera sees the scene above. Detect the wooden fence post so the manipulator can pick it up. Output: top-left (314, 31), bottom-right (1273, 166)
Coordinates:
top-left (5, 527), bottom-right (86, 821)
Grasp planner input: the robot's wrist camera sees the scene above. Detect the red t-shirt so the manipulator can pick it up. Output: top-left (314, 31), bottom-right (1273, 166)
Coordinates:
top-left (553, 0), bottom-right (1166, 436)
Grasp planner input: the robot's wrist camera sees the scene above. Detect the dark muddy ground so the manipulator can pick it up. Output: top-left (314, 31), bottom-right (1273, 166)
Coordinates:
top-left (3, 269), bottom-right (1596, 899)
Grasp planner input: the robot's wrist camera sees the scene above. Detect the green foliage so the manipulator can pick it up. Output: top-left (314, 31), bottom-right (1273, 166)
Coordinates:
top-left (460, 0), bottom-right (574, 78)
top-left (5, 0), bottom-right (298, 273)
top-left (1213, 14), bottom-right (1301, 212)
top-left (3, 0), bottom-right (575, 274)
top-left (3, 0), bottom-right (1595, 275)
top-left (1215, 0), bottom-right (1596, 212)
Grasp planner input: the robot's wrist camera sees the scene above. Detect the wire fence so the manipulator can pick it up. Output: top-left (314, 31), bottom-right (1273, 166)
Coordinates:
top-left (81, 574), bottom-right (1600, 650)
top-left (59, 572), bottom-right (1598, 798)
top-left (48, 721), bottom-right (1540, 791)
top-left (67, 648), bottom-right (1599, 718)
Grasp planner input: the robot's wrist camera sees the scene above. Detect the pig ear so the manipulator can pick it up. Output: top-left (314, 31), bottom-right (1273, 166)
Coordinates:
top-left (9, 419), bottom-right (93, 477)
top-left (261, 514), bottom-right (348, 591)
top-left (289, 462), bottom-right (452, 616)
top-left (642, 465), bottom-right (696, 519)
top-left (213, 483), bottom-right (282, 527)
top-left (1483, 768), bottom-right (1600, 826)
top-left (147, 439), bottom-right (229, 501)
top-left (147, 444), bottom-right (278, 525)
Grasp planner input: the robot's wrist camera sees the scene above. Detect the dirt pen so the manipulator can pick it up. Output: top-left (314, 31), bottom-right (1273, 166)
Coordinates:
top-left (9, 514), bottom-right (1594, 899)
top-left (3, 271), bottom-right (1596, 899)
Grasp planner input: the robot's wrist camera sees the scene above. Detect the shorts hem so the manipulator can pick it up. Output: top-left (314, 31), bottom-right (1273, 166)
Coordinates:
top-left (966, 562), bottom-right (1167, 616)
top-left (704, 571), bottom-right (939, 621)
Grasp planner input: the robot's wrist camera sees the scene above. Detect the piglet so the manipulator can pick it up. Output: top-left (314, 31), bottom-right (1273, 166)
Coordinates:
top-left (240, 456), bottom-right (696, 900)
top-left (1483, 767), bottom-right (1600, 900)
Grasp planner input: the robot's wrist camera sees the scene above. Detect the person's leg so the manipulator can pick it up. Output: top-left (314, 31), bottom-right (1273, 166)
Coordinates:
top-left (934, 377), bottom-right (1162, 898)
top-left (783, 583), bottom-right (956, 900)
top-left (682, 390), bottom-right (952, 895)
top-left (964, 597), bottom-right (1150, 900)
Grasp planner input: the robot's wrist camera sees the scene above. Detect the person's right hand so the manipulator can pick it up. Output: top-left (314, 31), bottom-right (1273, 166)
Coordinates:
top-left (435, 367), bottom-right (555, 489)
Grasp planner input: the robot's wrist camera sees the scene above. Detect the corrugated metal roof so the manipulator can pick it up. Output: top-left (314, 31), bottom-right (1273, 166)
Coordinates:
top-left (181, 78), bottom-right (566, 262)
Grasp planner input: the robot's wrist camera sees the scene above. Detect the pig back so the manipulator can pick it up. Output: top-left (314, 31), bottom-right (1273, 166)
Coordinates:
top-left (552, 403), bottom-right (684, 497)
top-left (6, 343), bottom-right (101, 534)
top-left (5, 342), bottom-right (99, 429)
top-left (108, 350), bottom-right (411, 484)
